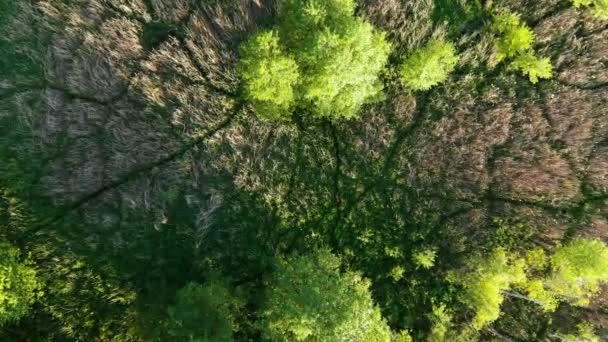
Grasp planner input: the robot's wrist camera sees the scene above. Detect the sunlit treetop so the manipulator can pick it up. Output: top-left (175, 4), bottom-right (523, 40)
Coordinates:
top-left (573, 0), bottom-right (608, 19)
top-left (238, 30), bottom-right (300, 120)
top-left (449, 248), bottom-right (527, 329)
top-left (0, 242), bottom-right (43, 326)
top-left (564, 322), bottom-right (600, 342)
top-left (238, 0), bottom-right (391, 120)
top-left (260, 249), bottom-right (392, 341)
top-left (400, 39), bottom-right (459, 91)
top-left (491, 11), bottom-right (534, 62)
top-left (510, 50), bottom-right (553, 84)
top-left (544, 238), bottom-right (608, 307)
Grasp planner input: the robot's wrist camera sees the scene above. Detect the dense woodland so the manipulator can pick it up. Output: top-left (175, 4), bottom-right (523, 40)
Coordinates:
top-left (1, 0), bottom-right (608, 340)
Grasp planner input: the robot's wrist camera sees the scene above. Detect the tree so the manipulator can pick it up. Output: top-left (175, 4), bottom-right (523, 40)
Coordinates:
top-left (573, 0), bottom-right (608, 19)
top-left (0, 242), bottom-right (42, 326)
top-left (448, 248), bottom-right (527, 329)
top-left (491, 10), bottom-right (553, 83)
top-left (491, 11), bottom-right (534, 62)
top-left (260, 249), bottom-right (391, 341)
top-left (238, 30), bottom-right (300, 120)
top-left (426, 304), bottom-right (451, 342)
top-left (539, 238), bottom-right (608, 307)
top-left (167, 276), bottom-right (244, 342)
top-left (412, 247), bottom-right (438, 269)
top-left (563, 322), bottom-right (600, 342)
top-left (400, 39), bottom-right (459, 91)
top-left (238, 0), bottom-right (391, 120)
top-left (510, 51), bottom-right (553, 84)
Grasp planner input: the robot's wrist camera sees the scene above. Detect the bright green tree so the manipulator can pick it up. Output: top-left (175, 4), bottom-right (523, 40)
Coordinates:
top-left (491, 11), bottom-right (553, 83)
top-left (167, 276), bottom-right (244, 342)
top-left (260, 249), bottom-right (391, 341)
top-left (400, 39), bottom-right (459, 91)
top-left (573, 0), bottom-right (608, 19)
top-left (238, 30), bottom-right (300, 120)
top-left (510, 51), bottom-right (553, 84)
top-left (0, 242), bottom-right (42, 326)
top-left (239, 0), bottom-right (391, 120)
top-left (491, 11), bottom-right (534, 62)
top-left (541, 238), bottom-right (608, 307)
top-left (449, 248), bottom-right (527, 329)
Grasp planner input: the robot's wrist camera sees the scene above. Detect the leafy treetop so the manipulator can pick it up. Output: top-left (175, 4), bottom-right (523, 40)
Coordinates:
top-left (491, 10), bottom-right (553, 83)
top-left (543, 238), bottom-right (608, 307)
top-left (167, 276), bottom-right (244, 342)
top-left (0, 242), bottom-right (42, 326)
top-left (238, 0), bottom-right (391, 120)
top-left (260, 249), bottom-right (392, 341)
top-left (448, 248), bottom-right (527, 329)
top-left (239, 30), bottom-right (300, 120)
top-left (400, 39), bottom-right (459, 91)
top-left (573, 0), bottom-right (608, 19)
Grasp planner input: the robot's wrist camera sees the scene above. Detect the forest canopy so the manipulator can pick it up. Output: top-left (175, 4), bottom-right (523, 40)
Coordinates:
top-left (1, 0), bottom-right (608, 341)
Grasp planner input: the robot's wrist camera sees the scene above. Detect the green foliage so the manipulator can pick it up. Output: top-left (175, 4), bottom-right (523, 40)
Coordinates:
top-left (167, 277), bottom-right (244, 342)
top-left (413, 248), bottom-right (438, 269)
top-left (573, 0), bottom-right (608, 19)
top-left (260, 249), bottom-right (391, 341)
top-left (433, 0), bottom-right (485, 34)
top-left (543, 238), bottom-right (608, 307)
top-left (239, 0), bottom-right (391, 120)
top-left (0, 242), bottom-right (42, 326)
top-left (510, 51), bottom-right (553, 84)
top-left (490, 10), bottom-right (553, 83)
top-left (426, 304), bottom-right (452, 342)
top-left (296, 20), bottom-right (391, 119)
top-left (449, 248), bottom-right (527, 329)
top-left (491, 12), bottom-right (534, 61)
top-left (395, 329), bottom-right (413, 342)
top-left (564, 322), bottom-right (600, 342)
top-left (239, 30), bottom-right (300, 120)
top-left (400, 39), bottom-right (459, 91)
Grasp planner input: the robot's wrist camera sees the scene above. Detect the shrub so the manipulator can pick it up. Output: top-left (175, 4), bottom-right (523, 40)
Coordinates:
top-left (400, 39), bottom-right (459, 91)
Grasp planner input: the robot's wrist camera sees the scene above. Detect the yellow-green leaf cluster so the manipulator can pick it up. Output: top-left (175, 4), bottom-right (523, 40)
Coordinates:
top-left (449, 248), bottom-right (526, 329)
top-left (238, 0), bottom-right (391, 120)
top-left (239, 30), bottom-right (299, 120)
top-left (573, 0), bottom-right (608, 19)
top-left (491, 11), bottom-right (552, 83)
top-left (400, 39), bottom-right (459, 91)
top-left (509, 51), bottom-right (553, 84)
top-left (0, 242), bottom-right (42, 326)
top-left (412, 248), bottom-right (438, 269)
top-left (543, 238), bottom-right (608, 307)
